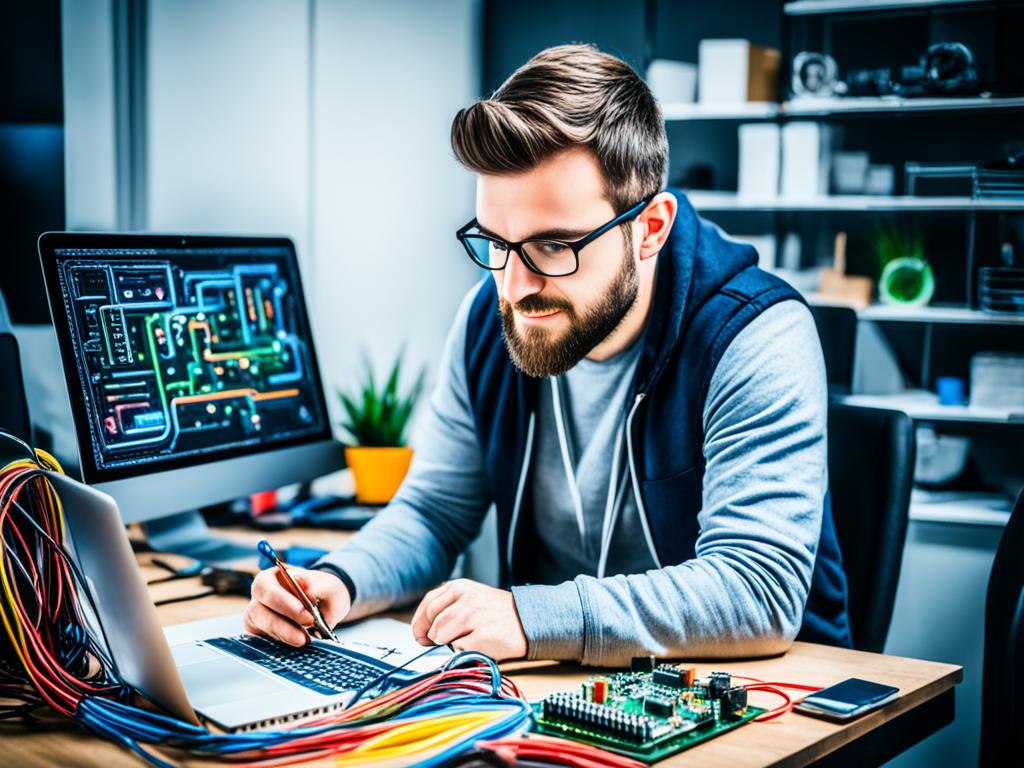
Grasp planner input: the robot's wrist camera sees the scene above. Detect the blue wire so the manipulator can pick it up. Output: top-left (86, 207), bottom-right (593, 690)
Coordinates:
top-left (72, 651), bottom-right (530, 768)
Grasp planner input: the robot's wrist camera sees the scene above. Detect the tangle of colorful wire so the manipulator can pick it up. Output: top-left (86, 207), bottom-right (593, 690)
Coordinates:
top-left (0, 433), bottom-right (634, 768)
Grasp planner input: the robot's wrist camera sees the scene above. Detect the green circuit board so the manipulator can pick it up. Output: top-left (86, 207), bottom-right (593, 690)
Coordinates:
top-left (531, 664), bottom-right (765, 763)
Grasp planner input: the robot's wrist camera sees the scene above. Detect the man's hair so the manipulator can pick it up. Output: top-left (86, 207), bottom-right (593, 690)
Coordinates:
top-left (451, 44), bottom-right (667, 215)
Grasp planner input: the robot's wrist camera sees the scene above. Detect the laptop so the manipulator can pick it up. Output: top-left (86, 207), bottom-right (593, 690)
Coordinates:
top-left (53, 471), bottom-right (447, 731)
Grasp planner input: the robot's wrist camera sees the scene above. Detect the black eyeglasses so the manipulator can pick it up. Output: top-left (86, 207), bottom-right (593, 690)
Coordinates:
top-left (455, 198), bottom-right (651, 277)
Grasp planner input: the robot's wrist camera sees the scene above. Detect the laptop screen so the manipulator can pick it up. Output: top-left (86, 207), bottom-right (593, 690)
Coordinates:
top-left (40, 235), bottom-right (332, 483)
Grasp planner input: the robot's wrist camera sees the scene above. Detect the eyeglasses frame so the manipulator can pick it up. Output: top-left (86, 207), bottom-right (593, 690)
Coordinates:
top-left (455, 197), bottom-right (652, 277)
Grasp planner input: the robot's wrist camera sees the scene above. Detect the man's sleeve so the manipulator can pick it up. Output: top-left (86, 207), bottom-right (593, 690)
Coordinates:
top-left (511, 299), bottom-right (828, 665)
top-left (314, 285), bottom-right (494, 615)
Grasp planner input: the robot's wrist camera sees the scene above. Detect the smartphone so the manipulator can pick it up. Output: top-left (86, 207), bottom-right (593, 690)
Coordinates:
top-left (793, 678), bottom-right (899, 722)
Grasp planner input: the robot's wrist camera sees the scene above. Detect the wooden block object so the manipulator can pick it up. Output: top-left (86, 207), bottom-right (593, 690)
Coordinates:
top-left (818, 231), bottom-right (873, 308)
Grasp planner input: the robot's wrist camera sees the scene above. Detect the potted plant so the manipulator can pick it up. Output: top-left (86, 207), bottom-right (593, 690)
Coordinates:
top-left (337, 353), bottom-right (425, 505)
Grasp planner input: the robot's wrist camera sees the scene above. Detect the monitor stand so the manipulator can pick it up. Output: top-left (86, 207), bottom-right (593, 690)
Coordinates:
top-left (143, 510), bottom-right (255, 564)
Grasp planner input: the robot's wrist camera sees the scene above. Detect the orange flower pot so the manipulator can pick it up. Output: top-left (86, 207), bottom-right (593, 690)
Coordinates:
top-left (344, 446), bottom-right (414, 505)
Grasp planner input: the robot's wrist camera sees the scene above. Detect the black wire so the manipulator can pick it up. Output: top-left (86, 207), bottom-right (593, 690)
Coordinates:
top-left (146, 572), bottom-right (195, 585)
top-left (0, 430), bottom-right (38, 463)
top-left (7, 486), bottom-right (123, 677)
top-left (0, 702), bottom-right (46, 721)
top-left (153, 590), bottom-right (216, 606)
top-left (344, 644), bottom-right (449, 710)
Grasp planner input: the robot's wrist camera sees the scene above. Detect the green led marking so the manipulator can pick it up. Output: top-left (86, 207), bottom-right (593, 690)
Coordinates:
top-left (144, 315), bottom-right (171, 430)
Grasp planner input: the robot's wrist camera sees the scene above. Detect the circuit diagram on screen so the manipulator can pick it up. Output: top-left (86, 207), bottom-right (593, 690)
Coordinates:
top-left (58, 255), bottom-right (325, 471)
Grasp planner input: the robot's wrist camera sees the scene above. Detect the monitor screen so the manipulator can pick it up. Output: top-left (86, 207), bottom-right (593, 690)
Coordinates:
top-left (40, 235), bottom-right (332, 483)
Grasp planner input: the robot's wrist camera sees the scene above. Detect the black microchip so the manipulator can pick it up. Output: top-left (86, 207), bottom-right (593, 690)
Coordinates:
top-left (652, 666), bottom-right (685, 688)
top-left (708, 672), bottom-right (731, 699)
top-left (631, 655), bottom-right (657, 673)
top-left (643, 696), bottom-right (674, 718)
top-left (722, 686), bottom-right (748, 719)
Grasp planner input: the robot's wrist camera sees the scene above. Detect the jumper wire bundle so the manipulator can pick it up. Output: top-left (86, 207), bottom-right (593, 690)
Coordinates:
top-left (0, 433), bottom-right (637, 768)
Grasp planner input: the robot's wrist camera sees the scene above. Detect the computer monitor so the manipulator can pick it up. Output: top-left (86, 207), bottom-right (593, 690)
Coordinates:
top-left (38, 232), bottom-right (344, 561)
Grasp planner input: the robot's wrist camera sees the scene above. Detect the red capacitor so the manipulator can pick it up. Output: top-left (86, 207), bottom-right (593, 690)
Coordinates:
top-left (683, 667), bottom-right (696, 687)
top-left (593, 679), bottom-right (608, 704)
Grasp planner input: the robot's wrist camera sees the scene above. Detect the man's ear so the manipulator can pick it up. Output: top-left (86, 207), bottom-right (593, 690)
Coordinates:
top-left (637, 192), bottom-right (677, 261)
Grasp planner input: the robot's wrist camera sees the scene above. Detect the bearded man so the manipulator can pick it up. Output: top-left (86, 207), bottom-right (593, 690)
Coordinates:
top-left (244, 44), bottom-right (852, 665)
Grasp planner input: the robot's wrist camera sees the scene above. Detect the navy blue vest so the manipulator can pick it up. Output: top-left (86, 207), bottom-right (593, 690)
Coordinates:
top-left (464, 193), bottom-right (852, 648)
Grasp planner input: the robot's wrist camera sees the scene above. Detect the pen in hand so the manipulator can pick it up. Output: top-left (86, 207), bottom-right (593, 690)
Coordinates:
top-left (257, 538), bottom-right (338, 643)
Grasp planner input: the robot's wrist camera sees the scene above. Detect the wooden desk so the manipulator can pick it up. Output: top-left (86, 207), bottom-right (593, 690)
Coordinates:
top-left (3, 526), bottom-right (962, 767)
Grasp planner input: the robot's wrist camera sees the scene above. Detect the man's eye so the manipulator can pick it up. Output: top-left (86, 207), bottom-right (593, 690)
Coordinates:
top-left (539, 242), bottom-right (568, 255)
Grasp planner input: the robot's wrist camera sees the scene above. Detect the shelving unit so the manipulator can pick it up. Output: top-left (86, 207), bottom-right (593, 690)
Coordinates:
top-left (663, 94), bottom-right (1024, 121)
top-left (782, 94), bottom-right (1024, 115)
top-left (909, 489), bottom-right (1013, 526)
top-left (855, 303), bottom-right (1024, 325)
top-left (804, 297), bottom-right (1024, 325)
top-left (688, 191), bottom-right (1024, 211)
top-left (661, 102), bottom-right (778, 120)
top-left (784, 0), bottom-right (991, 14)
top-left (842, 390), bottom-right (1023, 424)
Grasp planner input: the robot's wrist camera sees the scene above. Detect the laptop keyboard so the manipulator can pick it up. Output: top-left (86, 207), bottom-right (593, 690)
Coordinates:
top-left (206, 635), bottom-right (385, 696)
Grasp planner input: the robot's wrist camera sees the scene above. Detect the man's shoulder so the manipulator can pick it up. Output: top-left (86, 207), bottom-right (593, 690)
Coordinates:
top-left (703, 298), bottom-right (825, 424)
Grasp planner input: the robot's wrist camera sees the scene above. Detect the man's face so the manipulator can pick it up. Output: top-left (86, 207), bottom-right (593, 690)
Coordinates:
top-left (476, 148), bottom-right (641, 378)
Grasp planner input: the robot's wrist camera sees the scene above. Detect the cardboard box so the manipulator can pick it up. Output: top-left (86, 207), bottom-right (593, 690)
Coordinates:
top-left (698, 39), bottom-right (780, 103)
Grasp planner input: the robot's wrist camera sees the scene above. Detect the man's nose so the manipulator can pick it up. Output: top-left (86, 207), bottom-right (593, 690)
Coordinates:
top-left (500, 249), bottom-right (545, 306)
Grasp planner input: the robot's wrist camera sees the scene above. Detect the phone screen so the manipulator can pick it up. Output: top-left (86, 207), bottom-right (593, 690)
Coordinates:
top-left (800, 678), bottom-right (899, 715)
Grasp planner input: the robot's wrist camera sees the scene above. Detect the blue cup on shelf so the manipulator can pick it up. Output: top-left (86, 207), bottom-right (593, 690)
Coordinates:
top-left (936, 376), bottom-right (965, 406)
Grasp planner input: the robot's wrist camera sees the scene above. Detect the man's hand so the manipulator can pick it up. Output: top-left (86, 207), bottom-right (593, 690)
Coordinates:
top-left (244, 566), bottom-right (351, 647)
top-left (410, 579), bottom-right (527, 661)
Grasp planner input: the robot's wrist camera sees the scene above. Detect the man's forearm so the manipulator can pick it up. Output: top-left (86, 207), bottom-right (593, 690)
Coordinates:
top-left (512, 547), bottom-right (809, 666)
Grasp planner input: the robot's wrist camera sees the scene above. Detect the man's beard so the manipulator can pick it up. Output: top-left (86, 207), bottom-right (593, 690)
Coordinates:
top-left (499, 235), bottom-right (640, 378)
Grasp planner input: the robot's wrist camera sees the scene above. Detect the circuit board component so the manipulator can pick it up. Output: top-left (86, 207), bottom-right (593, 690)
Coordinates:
top-left (531, 663), bottom-right (764, 762)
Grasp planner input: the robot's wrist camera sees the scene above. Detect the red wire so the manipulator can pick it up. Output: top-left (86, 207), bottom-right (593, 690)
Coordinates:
top-left (479, 735), bottom-right (646, 768)
top-left (732, 676), bottom-right (822, 721)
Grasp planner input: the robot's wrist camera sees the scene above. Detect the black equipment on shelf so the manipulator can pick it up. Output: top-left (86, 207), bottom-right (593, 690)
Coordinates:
top-left (899, 43), bottom-right (980, 97)
top-left (843, 42), bottom-right (981, 98)
top-left (979, 267), bottom-right (1024, 316)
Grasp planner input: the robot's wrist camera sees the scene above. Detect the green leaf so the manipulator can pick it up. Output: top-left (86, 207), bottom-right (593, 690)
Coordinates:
top-left (334, 347), bottom-right (426, 447)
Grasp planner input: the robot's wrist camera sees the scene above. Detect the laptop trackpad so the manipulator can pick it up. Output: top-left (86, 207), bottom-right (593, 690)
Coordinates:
top-left (178, 654), bottom-right (285, 708)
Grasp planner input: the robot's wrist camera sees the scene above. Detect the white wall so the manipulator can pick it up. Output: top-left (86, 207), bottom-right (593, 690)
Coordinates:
top-left (62, 0), bottom-right (119, 231)
top-left (147, 0), bottom-right (313, 271)
top-left (310, 0), bottom-right (480, 411)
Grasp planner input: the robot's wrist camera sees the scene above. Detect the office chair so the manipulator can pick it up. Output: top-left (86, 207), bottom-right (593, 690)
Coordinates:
top-left (0, 287), bottom-right (33, 465)
top-left (979, 488), bottom-right (1024, 766)
top-left (810, 304), bottom-right (858, 395)
top-left (827, 402), bottom-right (915, 652)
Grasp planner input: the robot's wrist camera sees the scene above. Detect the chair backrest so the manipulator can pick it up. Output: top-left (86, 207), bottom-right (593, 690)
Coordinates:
top-left (810, 305), bottom-right (858, 395)
top-left (827, 402), bottom-right (915, 652)
top-left (0, 288), bottom-right (32, 448)
top-left (980, 488), bottom-right (1024, 766)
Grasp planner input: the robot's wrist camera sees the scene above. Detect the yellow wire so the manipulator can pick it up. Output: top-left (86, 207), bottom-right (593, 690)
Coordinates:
top-left (0, 451), bottom-right (62, 687)
top-left (333, 711), bottom-right (504, 765)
